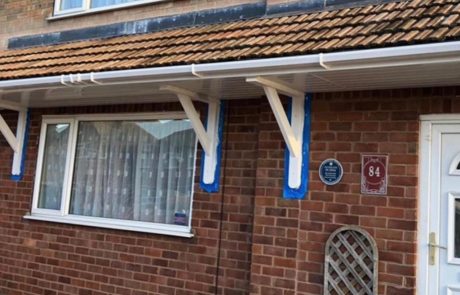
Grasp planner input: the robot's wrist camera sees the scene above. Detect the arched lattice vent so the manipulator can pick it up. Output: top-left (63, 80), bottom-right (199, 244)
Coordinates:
top-left (323, 226), bottom-right (378, 295)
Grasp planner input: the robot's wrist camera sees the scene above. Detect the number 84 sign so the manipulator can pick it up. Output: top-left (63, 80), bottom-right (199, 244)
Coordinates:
top-left (361, 154), bottom-right (388, 195)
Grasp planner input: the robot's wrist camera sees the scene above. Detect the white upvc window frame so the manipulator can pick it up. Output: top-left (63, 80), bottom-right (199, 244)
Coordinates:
top-left (449, 153), bottom-right (460, 176)
top-left (448, 193), bottom-right (460, 264)
top-left (25, 112), bottom-right (196, 238)
top-left (52, 0), bottom-right (166, 19)
top-left (54, 0), bottom-right (85, 15)
top-left (31, 117), bottom-right (75, 217)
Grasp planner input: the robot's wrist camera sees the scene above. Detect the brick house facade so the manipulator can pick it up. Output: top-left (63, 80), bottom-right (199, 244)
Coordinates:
top-left (0, 0), bottom-right (460, 294)
top-left (5, 88), bottom-right (448, 295)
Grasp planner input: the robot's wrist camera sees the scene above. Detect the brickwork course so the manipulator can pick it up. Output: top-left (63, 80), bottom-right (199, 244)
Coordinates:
top-left (0, 88), bottom-right (459, 295)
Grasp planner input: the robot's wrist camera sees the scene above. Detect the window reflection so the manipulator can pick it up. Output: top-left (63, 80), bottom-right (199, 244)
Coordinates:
top-left (455, 199), bottom-right (460, 258)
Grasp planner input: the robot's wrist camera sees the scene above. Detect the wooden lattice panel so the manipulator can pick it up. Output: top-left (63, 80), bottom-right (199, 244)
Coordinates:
top-left (323, 226), bottom-right (378, 295)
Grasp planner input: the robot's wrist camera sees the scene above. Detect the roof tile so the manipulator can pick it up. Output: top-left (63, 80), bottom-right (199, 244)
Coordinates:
top-left (401, 18), bottom-right (419, 30)
top-left (371, 32), bottom-right (393, 45)
top-left (442, 13), bottom-right (460, 25)
top-left (426, 15), bottom-right (448, 27)
top-left (453, 3), bottom-right (460, 12)
top-left (414, 17), bottom-right (435, 28)
top-left (398, 8), bottom-right (416, 19)
top-left (438, 3), bottom-right (455, 13)
top-left (399, 30), bottom-right (421, 42)
top-left (446, 26), bottom-right (460, 36)
top-left (347, 35), bottom-right (367, 47)
top-left (0, 0), bottom-right (459, 80)
top-left (387, 31), bottom-right (408, 43)
top-left (430, 26), bottom-right (451, 38)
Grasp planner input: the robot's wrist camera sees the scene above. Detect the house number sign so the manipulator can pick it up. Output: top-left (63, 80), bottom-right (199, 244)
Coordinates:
top-left (361, 154), bottom-right (388, 195)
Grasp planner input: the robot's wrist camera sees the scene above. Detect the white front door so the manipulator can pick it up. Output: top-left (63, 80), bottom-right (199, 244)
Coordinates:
top-left (419, 118), bottom-right (460, 294)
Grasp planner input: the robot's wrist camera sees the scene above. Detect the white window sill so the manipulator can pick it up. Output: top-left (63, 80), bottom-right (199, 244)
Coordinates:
top-left (24, 213), bottom-right (194, 238)
top-left (48, 0), bottom-right (166, 21)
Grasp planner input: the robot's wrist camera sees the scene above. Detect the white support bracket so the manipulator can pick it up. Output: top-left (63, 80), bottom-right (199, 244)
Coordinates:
top-left (247, 76), bottom-right (306, 190)
top-left (0, 99), bottom-right (29, 179)
top-left (160, 85), bottom-right (223, 191)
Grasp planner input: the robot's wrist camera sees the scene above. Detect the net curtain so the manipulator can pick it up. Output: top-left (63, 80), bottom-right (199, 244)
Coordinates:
top-left (69, 121), bottom-right (195, 225)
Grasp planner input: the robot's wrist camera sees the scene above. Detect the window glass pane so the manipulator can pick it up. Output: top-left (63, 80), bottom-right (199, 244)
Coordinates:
top-left (69, 119), bottom-right (196, 226)
top-left (38, 124), bottom-right (70, 210)
top-left (456, 199), bottom-right (460, 258)
top-left (60, 0), bottom-right (84, 10)
top-left (90, 0), bottom-right (138, 8)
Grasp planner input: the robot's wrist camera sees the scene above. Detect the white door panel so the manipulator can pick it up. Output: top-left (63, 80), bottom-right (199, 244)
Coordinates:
top-left (426, 124), bottom-right (460, 294)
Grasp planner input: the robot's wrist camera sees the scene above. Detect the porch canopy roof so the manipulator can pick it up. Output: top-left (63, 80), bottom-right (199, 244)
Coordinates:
top-left (0, 0), bottom-right (459, 192)
top-left (0, 0), bottom-right (459, 107)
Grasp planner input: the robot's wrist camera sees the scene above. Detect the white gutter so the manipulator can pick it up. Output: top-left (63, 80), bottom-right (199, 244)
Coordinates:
top-left (1, 41), bottom-right (460, 91)
top-left (193, 41), bottom-right (460, 76)
top-left (322, 40), bottom-right (460, 69)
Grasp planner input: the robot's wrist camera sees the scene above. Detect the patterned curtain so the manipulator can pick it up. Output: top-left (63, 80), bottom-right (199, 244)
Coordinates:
top-left (69, 120), bottom-right (195, 225)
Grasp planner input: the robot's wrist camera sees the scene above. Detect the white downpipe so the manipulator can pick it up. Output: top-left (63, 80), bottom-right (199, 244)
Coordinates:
top-left (319, 53), bottom-right (331, 70)
top-left (0, 41), bottom-right (459, 91)
top-left (191, 64), bottom-right (206, 78)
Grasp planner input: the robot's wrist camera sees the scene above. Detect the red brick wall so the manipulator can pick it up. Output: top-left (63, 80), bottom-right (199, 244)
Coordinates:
top-left (249, 87), bottom-right (460, 295)
top-left (0, 100), bottom-right (258, 295)
top-left (0, 88), bottom-right (460, 295)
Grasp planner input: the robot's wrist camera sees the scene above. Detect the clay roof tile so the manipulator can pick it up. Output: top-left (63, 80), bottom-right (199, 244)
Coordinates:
top-left (0, 0), bottom-right (458, 80)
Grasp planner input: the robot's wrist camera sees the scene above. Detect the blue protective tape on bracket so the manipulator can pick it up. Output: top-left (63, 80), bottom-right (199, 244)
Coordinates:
top-left (200, 101), bottom-right (225, 193)
top-left (283, 94), bottom-right (311, 199)
top-left (11, 109), bottom-right (30, 181)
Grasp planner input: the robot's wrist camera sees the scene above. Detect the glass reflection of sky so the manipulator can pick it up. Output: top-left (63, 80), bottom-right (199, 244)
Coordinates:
top-left (136, 120), bottom-right (192, 140)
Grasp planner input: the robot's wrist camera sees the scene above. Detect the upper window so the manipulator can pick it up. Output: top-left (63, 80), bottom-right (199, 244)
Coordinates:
top-left (54, 0), bottom-right (163, 16)
top-left (28, 113), bottom-right (197, 237)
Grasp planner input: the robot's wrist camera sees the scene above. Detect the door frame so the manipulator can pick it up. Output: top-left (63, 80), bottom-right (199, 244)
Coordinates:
top-left (418, 114), bottom-right (460, 295)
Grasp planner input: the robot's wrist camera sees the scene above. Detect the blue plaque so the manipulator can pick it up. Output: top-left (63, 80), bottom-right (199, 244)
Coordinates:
top-left (319, 159), bottom-right (343, 185)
